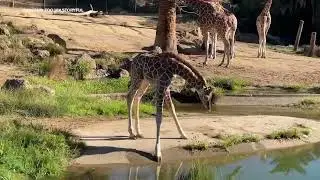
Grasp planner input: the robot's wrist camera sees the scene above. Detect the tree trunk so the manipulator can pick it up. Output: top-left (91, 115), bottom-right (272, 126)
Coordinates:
top-left (154, 0), bottom-right (177, 53)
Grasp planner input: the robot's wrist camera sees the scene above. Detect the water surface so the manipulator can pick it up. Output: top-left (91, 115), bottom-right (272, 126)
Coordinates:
top-left (65, 143), bottom-right (320, 180)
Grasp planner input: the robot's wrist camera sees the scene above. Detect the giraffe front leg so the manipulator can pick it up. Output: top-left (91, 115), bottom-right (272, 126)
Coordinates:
top-left (210, 32), bottom-right (217, 59)
top-left (203, 31), bottom-right (210, 66)
top-left (164, 90), bottom-right (187, 139)
top-left (154, 88), bottom-right (165, 162)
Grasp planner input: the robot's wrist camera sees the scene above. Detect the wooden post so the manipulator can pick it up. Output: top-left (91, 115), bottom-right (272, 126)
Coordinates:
top-left (308, 32), bottom-right (317, 57)
top-left (43, 0), bottom-right (45, 9)
top-left (294, 20), bottom-right (304, 51)
top-left (75, 0), bottom-right (77, 8)
top-left (12, 0), bottom-right (14, 7)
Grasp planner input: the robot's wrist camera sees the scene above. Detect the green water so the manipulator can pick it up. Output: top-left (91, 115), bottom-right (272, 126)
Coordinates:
top-left (65, 143), bottom-right (320, 180)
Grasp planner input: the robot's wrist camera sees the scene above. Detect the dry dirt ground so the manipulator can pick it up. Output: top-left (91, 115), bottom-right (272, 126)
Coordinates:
top-left (1, 7), bottom-right (320, 86)
top-left (69, 115), bottom-right (320, 165)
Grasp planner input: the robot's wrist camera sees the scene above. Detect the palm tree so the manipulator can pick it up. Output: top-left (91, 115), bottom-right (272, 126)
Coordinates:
top-left (154, 0), bottom-right (178, 53)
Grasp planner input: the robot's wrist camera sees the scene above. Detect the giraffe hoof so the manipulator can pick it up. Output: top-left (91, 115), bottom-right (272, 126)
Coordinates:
top-left (180, 134), bottom-right (188, 139)
top-left (136, 133), bottom-right (144, 139)
top-left (129, 134), bottom-right (137, 139)
top-left (155, 155), bottom-right (162, 163)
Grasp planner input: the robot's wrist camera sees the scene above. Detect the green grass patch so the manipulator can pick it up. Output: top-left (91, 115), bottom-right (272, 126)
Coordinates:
top-left (208, 77), bottom-right (250, 93)
top-left (0, 119), bottom-right (82, 179)
top-left (266, 126), bottom-right (310, 140)
top-left (27, 76), bottom-right (129, 94)
top-left (0, 77), bottom-right (155, 117)
top-left (220, 134), bottom-right (260, 148)
top-left (183, 140), bottom-right (209, 151)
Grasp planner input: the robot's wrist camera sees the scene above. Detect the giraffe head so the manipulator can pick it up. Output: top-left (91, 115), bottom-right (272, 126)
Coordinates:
top-left (196, 86), bottom-right (217, 111)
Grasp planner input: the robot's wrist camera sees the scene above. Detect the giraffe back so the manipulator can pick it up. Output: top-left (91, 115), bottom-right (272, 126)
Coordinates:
top-left (130, 52), bottom-right (207, 87)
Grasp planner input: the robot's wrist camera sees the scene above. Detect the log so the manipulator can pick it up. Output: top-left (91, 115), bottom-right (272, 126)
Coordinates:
top-left (308, 32), bottom-right (317, 57)
top-left (294, 20), bottom-right (304, 51)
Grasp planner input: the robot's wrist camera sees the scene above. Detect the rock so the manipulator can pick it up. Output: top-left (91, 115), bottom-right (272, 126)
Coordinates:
top-left (72, 53), bottom-right (97, 80)
top-left (32, 49), bottom-right (50, 59)
top-left (31, 85), bottom-right (55, 96)
top-left (1, 79), bottom-right (30, 91)
top-left (177, 43), bottom-right (202, 55)
top-left (0, 24), bottom-right (10, 36)
top-left (171, 88), bottom-right (201, 103)
top-left (107, 68), bottom-right (130, 79)
top-left (48, 55), bottom-right (68, 80)
top-left (96, 69), bottom-right (108, 78)
top-left (47, 34), bottom-right (67, 49)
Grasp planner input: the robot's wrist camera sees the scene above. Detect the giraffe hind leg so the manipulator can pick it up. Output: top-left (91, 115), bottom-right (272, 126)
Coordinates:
top-left (133, 80), bottom-right (150, 138)
top-left (127, 78), bottom-right (143, 139)
top-left (219, 37), bottom-right (230, 67)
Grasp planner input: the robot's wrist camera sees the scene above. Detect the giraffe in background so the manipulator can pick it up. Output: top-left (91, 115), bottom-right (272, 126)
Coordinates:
top-left (177, 0), bottom-right (236, 67)
top-left (206, 0), bottom-right (238, 60)
top-left (256, 0), bottom-right (272, 58)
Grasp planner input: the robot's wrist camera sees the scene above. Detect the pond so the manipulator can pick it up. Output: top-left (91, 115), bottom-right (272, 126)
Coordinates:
top-left (64, 142), bottom-right (320, 179)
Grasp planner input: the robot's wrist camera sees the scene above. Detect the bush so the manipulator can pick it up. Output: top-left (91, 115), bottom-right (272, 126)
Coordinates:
top-left (45, 43), bottom-right (64, 56)
top-left (68, 60), bottom-right (92, 80)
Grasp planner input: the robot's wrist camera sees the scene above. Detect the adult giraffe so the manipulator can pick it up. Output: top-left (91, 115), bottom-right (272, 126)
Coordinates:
top-left (256, 0), bottom-right (272, 58)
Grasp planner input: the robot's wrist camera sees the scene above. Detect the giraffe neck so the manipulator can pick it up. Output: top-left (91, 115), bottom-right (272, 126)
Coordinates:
top-left (162, 53), bottom-right (207, 90)
top-left (262, 0), bottom-right (272, 13)
top-left (184, 0), bottom-right (214, 15)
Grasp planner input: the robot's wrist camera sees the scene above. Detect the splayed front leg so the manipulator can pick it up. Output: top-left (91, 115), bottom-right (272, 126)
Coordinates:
top-left (154, 87), bottom-right (165, 162)
top-left (164, 90), bottom-right (187, 139)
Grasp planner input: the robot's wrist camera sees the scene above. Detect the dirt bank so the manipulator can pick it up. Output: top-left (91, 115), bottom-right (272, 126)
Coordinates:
top-left (70, 115), bottom-right (320, 166)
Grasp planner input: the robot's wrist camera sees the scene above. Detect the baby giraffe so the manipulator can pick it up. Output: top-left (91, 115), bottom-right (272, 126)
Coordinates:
top-left (126, 51), bottom-right (216, 162)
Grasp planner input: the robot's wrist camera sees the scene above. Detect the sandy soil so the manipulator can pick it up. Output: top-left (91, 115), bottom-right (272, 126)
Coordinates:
top-left (1, 8), bottom-right (320, 86)
top-left (69, 115), bottom-right (320, 165)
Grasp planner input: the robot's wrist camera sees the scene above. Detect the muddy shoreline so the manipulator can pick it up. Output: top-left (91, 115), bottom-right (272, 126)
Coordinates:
top-left (70, 115), bottom-right (320, 167)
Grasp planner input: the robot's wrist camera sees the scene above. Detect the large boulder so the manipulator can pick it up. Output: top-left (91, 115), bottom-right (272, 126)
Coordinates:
top-left (1, 78), bottom-right (30, 91)
top-left (70, 53), bottom-right (97, 80)
top-left (48, 55), bottom-right (68, 80)
top-left (47, 34), bottom-right (67, 49)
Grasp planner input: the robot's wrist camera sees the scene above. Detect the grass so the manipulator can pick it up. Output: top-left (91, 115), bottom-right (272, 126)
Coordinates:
top-left (0, 77), bottom-right (155, 117)
top-left (178, 161), bottom-right (214, 180)
top-left (208, 77), bottom-right (250, 93)
top-left (288, 99), bottom-right (320, 109)
top-left (0, 118), bottom-right (82, 179)
top-left (266, 126), bottom-right (310, 140)
top-left (183, 140), bottom-right (209, 151)
top-left (219, 134), bottom-right (260, 148)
